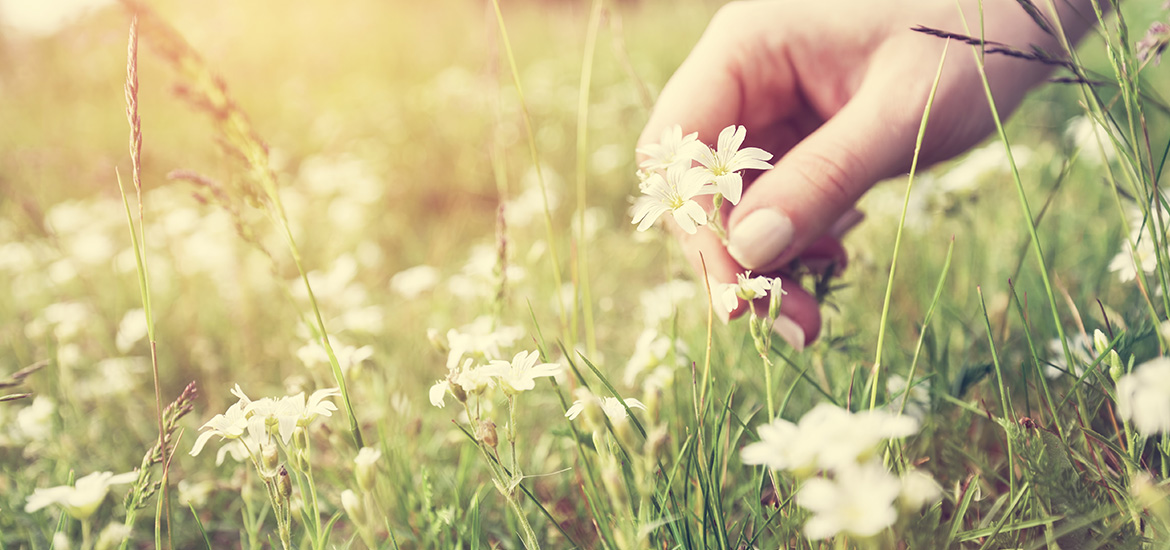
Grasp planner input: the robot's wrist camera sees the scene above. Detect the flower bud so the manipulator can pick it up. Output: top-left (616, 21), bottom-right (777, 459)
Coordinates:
top-left (262, 444), bottom-right (280, 476)
top-left (1108, 350), bottom-right (1124, 383)
top-left (341, 489), bottom-right (366, 525)
top-left (476, 419), bottom-right (499, 449)
top-left (354, 447), bottom-right (382, 492)
top-left (277, 466), bottom-right (292, 502)
top-left (768, 283), bottom-right (784, 321)
top-left (1093, 329), bottom-right (1110, 357)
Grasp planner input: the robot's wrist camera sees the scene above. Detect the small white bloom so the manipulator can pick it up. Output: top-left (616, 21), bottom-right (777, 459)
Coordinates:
top-left (636, 125), bottom-right (706, 172)
top-left (390, 265), bottom-right (439, 299)
top-left (1045, 333), bottom-right (1093, 379)
top-left (25, 471), bottom-right (138, 520)
top-left (190, 400), bottom-right (249, 457)
top-left (886, 375), bottom-right (931, 422)
top-left (719, 272), bottom-right (780, 314)
top-left (14, 395), bottom-right (55, 442)
top-left (355, 447), bottom-right (382, 468)
top-left (631, 164), bottom-right (713, 234)
top-left (694, 125), bottom-right (773, 205)
top-left (797, 462), bottom-right (901, 540)
top-left (898, 469), bottom-right (943, 511)
top-left (741, 403), bottom-right (918, 474)
top-left (1116, 356), bottom-right (1170, 436)
top-left (115, 308), bottom-right (148, 353)
top-left (640, 280), bottom-right (697, 328)
top-left (565, 395), bottom-right (647, 421)
top-left (429, 380), bottom-right (451, 408)
top-left (484, 350), bottom-right (561, 394)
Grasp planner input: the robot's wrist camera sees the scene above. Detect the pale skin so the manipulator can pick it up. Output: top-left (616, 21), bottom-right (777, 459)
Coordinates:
top-left (638, 0), bottom-right (1101, 348)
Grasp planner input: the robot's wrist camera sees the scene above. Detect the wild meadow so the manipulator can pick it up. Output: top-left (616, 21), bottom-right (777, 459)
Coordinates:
top-left (3, 0), bottom-right (1170, 548)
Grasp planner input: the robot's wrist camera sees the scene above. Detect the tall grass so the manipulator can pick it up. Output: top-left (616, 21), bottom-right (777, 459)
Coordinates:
top-left (1, 0), bottom-right (1169, 548)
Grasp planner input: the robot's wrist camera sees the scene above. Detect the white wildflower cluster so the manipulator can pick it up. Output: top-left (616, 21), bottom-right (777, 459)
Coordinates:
top-left (190, 384), bottom-right (340, 465)
top-left (429, 349), bottom-right (561, 409)
top-left (742, 403), bottom-right (940, 540)
top-left (632, 125), bottom-right (773, 234)
top-left (716, 271), bottom-right (784, 323)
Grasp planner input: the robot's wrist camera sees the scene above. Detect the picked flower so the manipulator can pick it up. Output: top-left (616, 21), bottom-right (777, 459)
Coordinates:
top-left (25, 471), bottom-right (138, 520)
top-left (719, 272), bottom-right (781, 314)
top-left (631, 164), bottom-right (713, 234)
top-left (636, 124), bottom-right (706, 172)
top-left (484, 350), bottom-right (561, 394)
top-left (694, 125), bottom-right (773, 205)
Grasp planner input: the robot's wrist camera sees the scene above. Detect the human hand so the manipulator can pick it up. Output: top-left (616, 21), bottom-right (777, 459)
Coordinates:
top-left (637, 0), bottom-right (1098, 348)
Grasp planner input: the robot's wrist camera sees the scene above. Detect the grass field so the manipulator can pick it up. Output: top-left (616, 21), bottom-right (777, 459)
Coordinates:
top-left (3, 0), bottom-right (1170, 548)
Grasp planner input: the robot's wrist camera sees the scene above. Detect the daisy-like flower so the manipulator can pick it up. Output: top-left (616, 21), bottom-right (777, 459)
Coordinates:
top-left (694, 125), bottom-right (773, 205)
top-left (898, 468), bottom-right (943, 512)
top-left (246, 388), bottom-right (340, 445)
top-left (190, 399), bottom-right (250, 457)
top-left (797, 461), bottom-right (901, 540)
top-left (741, 403), bottom-right (918, 474)
top-left (719, 272), bottom-right (781, 314)
top-left (631, 164), bottom-right (713, 234)
top-left (565, 395), bottom-right (648, 421)
top-left (636, 124), bottom-right (706, 172)
top-left (484, 350), bottom-right (561, 394)
top-left (1116, 356), bottom-right (1170, 436)
top-left (25, 471), bottom-right (138, 520)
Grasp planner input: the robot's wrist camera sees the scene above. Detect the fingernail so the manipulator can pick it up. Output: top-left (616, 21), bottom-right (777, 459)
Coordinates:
top-left (772, 316), bottom-right (805, 352)
top-left (728, 209), bottom-right (794, 269)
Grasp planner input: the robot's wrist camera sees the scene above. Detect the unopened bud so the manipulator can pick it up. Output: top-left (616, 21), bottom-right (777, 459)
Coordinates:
top-left (354, 447), bottom-right (382, 492)
top-left (447, 370), bottom-right (468, 404)
top-left (1093, 329), bottom-right (1111, 357)
top-left (1109, 350), bottom-right (1126, 383)
top-left (341, 489), bottom-right (366, 525)
top-left (476, 419), bottom-right (499, 449)
top-left (277, 466), bottom-right (292, 502)
top-left (262, 444), bottom-right (280, 476)
top-left (768, 282), bottom-right (785, 321)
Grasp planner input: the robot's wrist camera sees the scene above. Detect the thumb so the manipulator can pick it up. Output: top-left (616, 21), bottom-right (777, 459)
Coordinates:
top-left (726, 83), bottom-right (917, 272)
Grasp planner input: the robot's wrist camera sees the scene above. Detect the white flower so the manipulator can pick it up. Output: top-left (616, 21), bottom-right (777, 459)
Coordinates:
top-left (429, 380), bottom-right (451, 408)
top-left (14, 395), bottom-right (54, 442)
top-left (484, 350), bottom-right (561, 394)
top-left (886, 375), bottom-right (931, 422)
top-left (640, 280), bottom-right (697, 328)
top-left (694, 125), bottom-right (773, 205)
top-left (565, 395), bottom-right (647, 421)
top-left (390, 265), bottom-right (439, 299)
top-left (115, 308), bottom-right (148, 353)
top-left (1045, 333), bottom-right (1093, 379)
top-left (25, 471), bottom-right (138, 520)
top-left (636, 124), bottom-right (706, 172)
top-left (624, 328), bottom-right (688, 386)
top-left (631, 164), bottom-right (713, 234)
top-left (741, 403), bottom-right (918, 474)
top-left (719, 272), bottom-right (780, 314)
top-left (797, 462), bottom-right (901, 540)
top-left (355, 447), bottom-right (382, 468)
top-left (443, 316), bottom-right (525, 370)
top-left (455, 364), bottom-right (497, 396)
top-left (898, 469), bottom-right (943, 511)
top-left (190, 400), bottom-right (250, 457)
top-left (1110, 223), bottom-right (1161, 283)
top-left (1116, 356), bottom-right (1170, 436)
